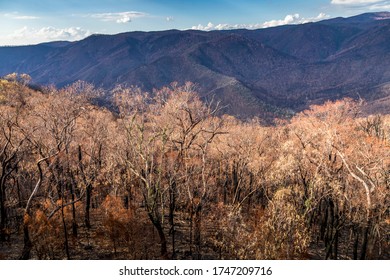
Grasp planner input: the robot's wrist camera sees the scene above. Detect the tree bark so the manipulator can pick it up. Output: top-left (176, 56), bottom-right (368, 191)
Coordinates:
top-left (169, 180), bottom-right (176, 259)
top-left (61, 198), bottom-right (71, 259)
top-left (149, 213), bottom-right (168, 258)
top-left (85, 184), bottom-right (92, 229)
top-left (20, 218), bottom-right (32, 260)
top-left (0, 182), bottom-right (6, 242)
top-left (360, 224), bottom-right (370, 260)
top-left (70, 182), bottom-right (78, 237)
top-left (194, 205), bottom-right (202, 260)
top-left (353, 228), bottom-right (359, 260)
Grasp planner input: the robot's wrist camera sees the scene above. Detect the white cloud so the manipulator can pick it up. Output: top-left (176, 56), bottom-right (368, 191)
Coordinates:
top-left (7, 26), bottom-right (92, 45)
top-left (191, 13), bottom-right (330, 31)
top-left (166, 16), bottom-right (174, 22)
top-left (262, 13), bottom-right (301, 28)
top-left (368, 2), bottom-right (390, 9)
top-left (331, 0), bottom-right (390, 13)
top-left (89, 11), bottom-right (147, 23)
top-left (370, 4), bottom-right (390, 8)
top-left (331, 0), bottom-right (383, 4)
top-left (3, 12), bottom-right (39, 20)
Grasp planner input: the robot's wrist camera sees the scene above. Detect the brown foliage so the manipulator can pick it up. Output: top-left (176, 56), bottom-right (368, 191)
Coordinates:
top-left (0, 79), bottom-right (388, 260)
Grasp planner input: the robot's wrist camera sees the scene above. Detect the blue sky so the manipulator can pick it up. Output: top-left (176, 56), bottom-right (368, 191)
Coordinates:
top-left (1, 0), bottom-right (390, 45)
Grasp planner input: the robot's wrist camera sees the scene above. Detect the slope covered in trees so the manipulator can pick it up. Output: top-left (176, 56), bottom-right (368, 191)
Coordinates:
top-left (1, 12), bottom-right (390, 120)
top-left (0, 78), bottom-right (389, 259)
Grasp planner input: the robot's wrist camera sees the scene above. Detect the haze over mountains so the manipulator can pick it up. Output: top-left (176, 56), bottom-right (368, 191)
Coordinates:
top-left (1, 12), bottom-right (390, 118)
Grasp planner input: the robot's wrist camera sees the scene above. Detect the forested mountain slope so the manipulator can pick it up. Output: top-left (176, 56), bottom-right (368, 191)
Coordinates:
top-left (1, 12), bottom-right (390, 118)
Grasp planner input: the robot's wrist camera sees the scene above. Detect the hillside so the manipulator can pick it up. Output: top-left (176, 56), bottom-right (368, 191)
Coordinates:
top-left (1, 12), bottom-right (390, 118)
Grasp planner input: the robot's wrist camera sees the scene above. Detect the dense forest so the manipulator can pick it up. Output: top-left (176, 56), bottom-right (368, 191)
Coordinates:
top-left (0, 74), bottom-right (389, 260)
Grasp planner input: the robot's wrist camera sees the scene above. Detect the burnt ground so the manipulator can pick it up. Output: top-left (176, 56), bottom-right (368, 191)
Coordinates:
top-left (0, 208), bottom-right (388, 260)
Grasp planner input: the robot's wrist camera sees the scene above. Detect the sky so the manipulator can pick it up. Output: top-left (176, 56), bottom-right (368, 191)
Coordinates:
top-left (1, 0), bottom-right (390, 45)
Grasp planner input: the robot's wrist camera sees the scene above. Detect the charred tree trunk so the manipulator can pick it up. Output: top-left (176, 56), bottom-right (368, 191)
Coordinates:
top-left (20, 217), bottom-right (32, 260)
top-left (0, 149), bottom-right (18, 241)
top-left (360, 223), bottom-right (370, 260)
top-left (223, 164), bottom-right (229, 205)
top-left (232, 162), bottom-right (240, 204)
top-left (168, 180), bottom-right (176, 259)
top-left (78, 145), bottom-right (92, 229)
top-left (0, 183), bottom-right (6, 242)
top-left (148, 212), bottom-right (168, 258)
top-left (70, 181), bottom-right (78, 237)
top-left (0, 168), bottom-right (11, 242)
top-left (189, 207), bottom-right (193, 256)
top-left (334, 227), bottom-right (339, 260)
top-left (320, 200), bottom-right (327, 241)
top-left (325, 199), bottom-right (335, 259)
top-left (85, 184), bottom-right (92, 229)
top-left (193, 204), bottom-right (202, 260)
top-left (353, 227), bottom-right (359, 260)
top-left (60, 197), bottom-right (71, 259)
top-left (247, 173), bottom-right (253, 211)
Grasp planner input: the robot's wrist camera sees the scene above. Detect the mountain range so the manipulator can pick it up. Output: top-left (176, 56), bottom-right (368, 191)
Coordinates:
top-left (1, 12), bottom-right (390, 119)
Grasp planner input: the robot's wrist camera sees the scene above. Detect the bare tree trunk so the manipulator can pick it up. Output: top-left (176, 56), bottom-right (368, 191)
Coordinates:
top-left (61, 198), bottom-right (71, 259)
top-left (334, 228), bottom-right (339, 260)
top-left (20, 217), bottom-right (32, 260)
top-left (85, 184), bottom-right (92, 229)
top-left (70, 182), bottom-right (78, 237)
top-left (247, 173), bottom-right (253, 211)
top-left (194, 205), bottom-right (202, 260)
top-left (325, 200), bottom-right (335, 259)
top-left (0, 168), bottom-right (12, 242)
top-left (169, 180), bottom-right (176, 259)
top-left (0, 182), bottom-right (6, 242)
top-left (189, 207), bottom-right (193, 256)
top-left (353, 227), bottom-right (359, 260)
top-left (320, 200), bottom-right (327, 241)
top-left (149, 213), bottom-right (167, 258)
top-left (360, 224), bottom-right (370, 260)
